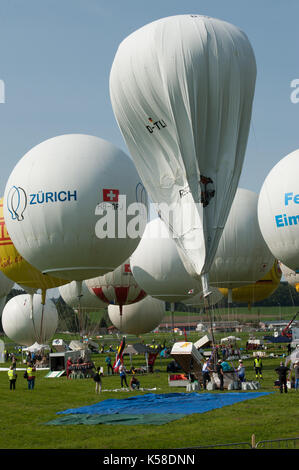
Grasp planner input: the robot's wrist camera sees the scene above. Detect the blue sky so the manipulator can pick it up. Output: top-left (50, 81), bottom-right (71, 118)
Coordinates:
top-left (1, 0), bottom-right (299, 197)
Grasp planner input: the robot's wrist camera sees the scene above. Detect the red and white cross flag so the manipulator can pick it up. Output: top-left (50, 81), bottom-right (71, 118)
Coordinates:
top-left (103, 189), bottom-right (119, 202)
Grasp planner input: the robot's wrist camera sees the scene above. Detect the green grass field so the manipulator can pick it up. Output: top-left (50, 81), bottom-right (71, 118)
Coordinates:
top-left (1, 328), bottom-right (298, 450)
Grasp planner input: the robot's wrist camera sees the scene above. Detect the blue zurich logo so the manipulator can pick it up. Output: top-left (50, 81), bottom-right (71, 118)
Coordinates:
top-left (7, 186), bottom-right (78, 221)
top-left (7, 186), bottom-right (27, 221)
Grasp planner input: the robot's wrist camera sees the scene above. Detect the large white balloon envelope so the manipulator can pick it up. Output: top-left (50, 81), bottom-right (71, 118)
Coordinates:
top-left (110, 14), bottom-right (256, 295)
top-left (0, 271), bottom-right (14, 317)
top-left (59, 280), bottom-right (107, 309)
top-left (0, 270), bottom-right (14, 303)
top-left (4, 134), bottom-right (147, 282)
top-left (131, 189), bottom-right (274, 307)
top-left (209, 188), bottom-right (274, 289)
top-left (108, 296), bottom-right (165, 335)
top-left (86, 260), bottom-right (147, 315)
top-left (258, 149), bottom-right (299, 272)
top-left (130, 218), bottom-right (200, 303)
top-left (1, 294), bottom-right (58, 346)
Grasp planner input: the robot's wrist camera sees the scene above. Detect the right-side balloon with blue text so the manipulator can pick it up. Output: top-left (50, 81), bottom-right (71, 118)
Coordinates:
top-left (258, 149), bottom-right (299, 272)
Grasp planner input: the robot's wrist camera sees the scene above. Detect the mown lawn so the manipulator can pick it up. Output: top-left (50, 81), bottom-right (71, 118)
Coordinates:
top-left (0, 349), bottom-right (298, 450)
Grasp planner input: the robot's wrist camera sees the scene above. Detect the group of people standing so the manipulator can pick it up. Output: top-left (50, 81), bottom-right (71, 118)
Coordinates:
top-left (201, 355), bottom-right (299, 393)
top-left (275, 361), bottom-right (299, 393)
top-left (201, 356), bottom-right (263, 391)
top-left (92, 362), bottom-right (141, 393)
top-left (202, 358), bottom-right (247, 391)
top-left (8, 361), bottom-right (36, 391)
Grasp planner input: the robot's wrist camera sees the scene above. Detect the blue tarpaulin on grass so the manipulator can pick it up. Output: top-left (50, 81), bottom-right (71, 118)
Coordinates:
top-left (45, 413), bottom-right (187, 426)
top-left (58, 392), bottom-right (271, 416)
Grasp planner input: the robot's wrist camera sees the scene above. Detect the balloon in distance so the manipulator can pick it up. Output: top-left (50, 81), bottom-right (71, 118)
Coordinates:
top-left (108, 296), bottom-right (165, 335)
top-left (182, 286), bottom-right (223, 308)
top-left (258, 149), bottom-right (299, 272)
top-left (86, 260), bottom-right (147, 313)
top-left (219, 260), bottom-right (282, 306)
top-left (0, 269), bottom-right (14, 300)
top-left (0, 197), bottom-right (68, 291)
top-left (110, 14), bottom-right (256, 293)
top-left (1, 294), bottom-right (58, 346)
top-left (0, 297), bottom-right (7, 316)
top-left (4, 134), bottom-right (147, 282)
top-left (0, 270), bottom-right (13, 316)
top-left (280, 262), bottom-right (299, 293)
top-left (130, 218), bottom-right (200, 303)
top-left (209, 188), bottom-right (274, 289)
top-left (59, 280), bottom-right (107, 309)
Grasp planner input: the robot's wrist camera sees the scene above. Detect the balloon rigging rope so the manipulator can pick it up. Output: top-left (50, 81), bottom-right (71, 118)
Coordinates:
top-left (27, 294), bottom-right (39, 345)
top-left (31, 305), bottom-right (39, 345)
top-left (73, 298), bottom-right (81, 339)
top-left (39, 302), bottom-right (45, 344)
top-left (288, 283), bottom-right (295, 307)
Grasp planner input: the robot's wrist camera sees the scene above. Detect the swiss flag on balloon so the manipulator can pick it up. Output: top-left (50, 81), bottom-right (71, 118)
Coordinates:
top-left (103, 189), bottom-right (119, 202)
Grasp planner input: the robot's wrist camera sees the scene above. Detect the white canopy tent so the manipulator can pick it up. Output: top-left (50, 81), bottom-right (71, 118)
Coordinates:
top-left (220, 336), bottom-right (241, 344)
top-left (22, 342), bottom-right (50, 353)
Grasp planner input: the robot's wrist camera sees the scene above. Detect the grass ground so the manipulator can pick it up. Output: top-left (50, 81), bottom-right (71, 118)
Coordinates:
top-left (0, 329), bottom-right (298, 450)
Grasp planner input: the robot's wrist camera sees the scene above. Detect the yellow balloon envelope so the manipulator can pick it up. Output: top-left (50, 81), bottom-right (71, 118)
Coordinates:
top-left (0, 198), bottom-right (68, 291)
top-left (219, 260), bottom-right (282, 307)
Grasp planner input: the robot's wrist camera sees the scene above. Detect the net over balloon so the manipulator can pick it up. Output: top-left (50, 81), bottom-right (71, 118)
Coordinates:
top-left (110, 14), bottom-right (256, 295)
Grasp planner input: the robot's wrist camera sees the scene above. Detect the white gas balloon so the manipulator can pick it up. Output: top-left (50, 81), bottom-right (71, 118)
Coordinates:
top-left (0, 297), bottom-right (6, 314)
top-left (130, 218), bottom-right (200, 303)
top-left (258, 149), bottom-right (299, 272)
top-left (1, 294), bottom-right (58, 346)
top-left (108, 296), bottom-right (164, 335)
top-left (4, 134), bottom-right (147, 281)
top-left (86, 260), bottom-right (147, 314)
top-left (59, 280), bottom-right (107, 309)
top-left (0, 271), bottom-right (14, 307)
top-left (280, 262), bottom-right (299, 293)
top-left (110, 14), bottom-right (256, 295)
top-left (209, 188), bottom-right (274, 289)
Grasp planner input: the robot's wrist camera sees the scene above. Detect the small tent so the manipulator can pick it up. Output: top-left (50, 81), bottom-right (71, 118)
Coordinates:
top-left (23, 342), bottom-right (50, 353)
top-left (220, 336), bottom-right (241, 344)
top-left (123, 343), bottom-right (155, 371)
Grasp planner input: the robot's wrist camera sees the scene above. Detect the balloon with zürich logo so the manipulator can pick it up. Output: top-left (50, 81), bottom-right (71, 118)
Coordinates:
top-left (3, 134), bottom-right (147, 282)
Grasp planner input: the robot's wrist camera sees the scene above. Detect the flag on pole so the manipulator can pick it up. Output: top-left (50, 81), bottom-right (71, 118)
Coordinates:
top-left (183, 328), bottom-right (187, 341)
top-left (113, 336), bottom-right (126, 372)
